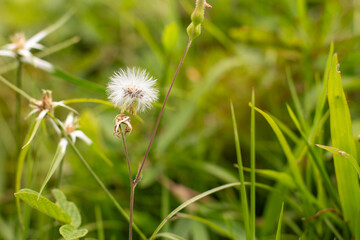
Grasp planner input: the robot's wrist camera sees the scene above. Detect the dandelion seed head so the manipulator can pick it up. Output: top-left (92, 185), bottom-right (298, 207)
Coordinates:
top-left (107, 67), bottom-right (159, 114)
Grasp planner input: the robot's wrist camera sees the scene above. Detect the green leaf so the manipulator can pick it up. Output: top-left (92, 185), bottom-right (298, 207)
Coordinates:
top-left (38, 139), bottom-right (67, 197)
top-left (14, 188), bottom-right (71, 224)
top-left (316, 144), bottom-right (360, 178)
top-left (59, 224), bottom-right (88, 240)
top-left (52, 189), bottom-right (82, 228)
top-left (230, 102), bottom-right (250, 239)
top-left (327, 53), bottom-right (360, 232)
top-left (51, 68), bottom-right (106, 94)
top-left (251, 104), bottom-right (318, 206)
top-left (243, 167), bottom-right (295, 189)
top-left (275, 202), bottom-right (284, 240)
top-left (22, 110), bottom-right (47, 148)
top-left (150, 182), bottom-right (242, 239)
top-left (154, 232), bottom-right (186, 240)
top-left (162, 23), bottom-right (179, 53)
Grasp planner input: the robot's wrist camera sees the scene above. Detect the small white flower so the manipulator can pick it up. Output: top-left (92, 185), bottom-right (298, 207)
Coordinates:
top-left (61, 113), bottom-right (92, 145)
top-left (0, 12), bottom-right (72, 72)
top-left (107, 67), bottom-right (159, 114)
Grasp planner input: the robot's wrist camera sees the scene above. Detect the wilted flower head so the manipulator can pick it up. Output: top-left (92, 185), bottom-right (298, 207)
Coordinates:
top-left (107, 67), bottom-right (159, 115)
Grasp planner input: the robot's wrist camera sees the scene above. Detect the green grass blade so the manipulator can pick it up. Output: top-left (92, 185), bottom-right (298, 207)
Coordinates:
top-left (176, 213), bottom-right (234, 238)
top-left (286, 67), bottom-right (307, 131)
top-left (153, 233), bottom-right (186, 240)
top-left (14, 189), bottom-right (71, 224)
top-left (251, 104), bottom-right (318, 206)
top-left (327, 53), bottom-right (360, 233)
top-left (95, 205), bottom-right (105, 240)
top-left (230, 101), bottom-right (250, 239)
top-left (250, 90), bottom-right (256, 239)
top-left (149, 182), bottom-right (242, 240)
top-left (275, 202), bottom-right (284, 240)
top-left (15, 120), bottom-right (38, 228)
top-left (311, 43), bottom-right (334, 136)
top-left (52, 68), bottom-right (106, 94)
top-left (316, 144), bottom-right (360, 178)
top-left (38, 139), bottom-right (67, 197)
top-left (286, 104), bottom-right (340, 205)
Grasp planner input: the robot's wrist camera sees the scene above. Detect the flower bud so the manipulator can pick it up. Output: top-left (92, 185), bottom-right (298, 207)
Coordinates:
top-left (187, 23), bottom-right (202, 40)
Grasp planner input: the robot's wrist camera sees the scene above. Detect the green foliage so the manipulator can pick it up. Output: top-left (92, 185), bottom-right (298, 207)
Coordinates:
top-left (2, 0), bottom-right (360, 239)
top-left (327, 54), bottom-right (360, 234)
top-left (14, 188), bottom-right (71, 224)
top-left (59, 225), bottom-right (88, 240)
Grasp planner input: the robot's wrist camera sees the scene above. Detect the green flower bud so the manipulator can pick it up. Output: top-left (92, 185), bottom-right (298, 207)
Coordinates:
top-left (187, 22), bottom-right (201, 40)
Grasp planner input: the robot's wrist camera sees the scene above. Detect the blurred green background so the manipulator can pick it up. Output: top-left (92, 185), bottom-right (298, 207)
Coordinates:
top-left (1, 0), bottom-right (360, 239)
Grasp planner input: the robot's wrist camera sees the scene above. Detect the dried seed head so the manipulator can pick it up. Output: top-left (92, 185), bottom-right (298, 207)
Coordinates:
top-left (31, 90), bottom-right (54, 113)
top-left (113, 114), bottom-right (132, 137)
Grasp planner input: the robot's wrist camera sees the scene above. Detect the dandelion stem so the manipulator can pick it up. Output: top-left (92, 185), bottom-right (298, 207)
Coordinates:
top-left (134, 38), bottom-right (192, 185)
top-left (16, 59), bottom-right (23, 148)
top-left (129, 183), bottom-right (135, 240)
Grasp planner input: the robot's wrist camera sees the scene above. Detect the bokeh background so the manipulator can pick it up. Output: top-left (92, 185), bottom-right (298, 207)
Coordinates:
top-left (1, 0), bottom-right (360, 239)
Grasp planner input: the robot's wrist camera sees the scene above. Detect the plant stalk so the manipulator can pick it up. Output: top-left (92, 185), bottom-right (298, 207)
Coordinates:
top-left (133, 38), bottom-right (192, 186)
top-left (16, 59), bottom-right (23, 148)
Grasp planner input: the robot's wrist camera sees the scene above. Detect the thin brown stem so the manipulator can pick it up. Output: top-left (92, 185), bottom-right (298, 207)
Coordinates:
top-left (121, 133), bottom-right (133, 183)
top-left (133, 38), bottom-right (192, 185)
top-left (129, 183), bottom-right (135, 240)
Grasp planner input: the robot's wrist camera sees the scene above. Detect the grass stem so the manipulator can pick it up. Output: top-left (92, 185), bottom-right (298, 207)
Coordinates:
top-left (16, 59), bottom-right (23, 148)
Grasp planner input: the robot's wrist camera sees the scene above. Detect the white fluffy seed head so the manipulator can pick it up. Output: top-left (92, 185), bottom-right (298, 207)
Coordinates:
top-left (107, 67), bottom-right (159, 114)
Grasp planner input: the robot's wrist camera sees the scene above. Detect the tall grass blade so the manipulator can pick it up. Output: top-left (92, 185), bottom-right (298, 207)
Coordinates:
top-left (275, 202), bottom-right (284, 240)
top-left (250, 89), bottom-right (256, 239)
top-left (230, 102), bottom-right (250, 239)
top-left (251, 104), bottom-right (318, 206)
top-left (327, 53), bottom-right (360, 233)
top-left (150, 182), bottom-right (243, 240)
top-left (52, 68), bottom-right (106, 94)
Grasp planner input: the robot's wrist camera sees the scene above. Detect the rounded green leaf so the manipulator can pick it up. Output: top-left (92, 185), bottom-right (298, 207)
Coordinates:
top-left (59, 224), bottom-right (88, 240)
top-left (162, 23), bottom-right (178, 53)
top-left (14, 188), bottom-right (71, 224)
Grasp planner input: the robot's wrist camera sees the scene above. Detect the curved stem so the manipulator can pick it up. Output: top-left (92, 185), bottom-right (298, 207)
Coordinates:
top-left (134, 38), bottom-right (192, 185)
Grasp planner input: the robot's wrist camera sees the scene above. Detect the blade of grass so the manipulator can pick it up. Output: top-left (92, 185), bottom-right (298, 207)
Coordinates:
top-left (316, 144), bottom-right (360, 178)
top-left (51, 68), bottom-right (106, 94)
top-left (286, 104), bottom-right (340, 206)
top-left (327, 53), bottom-right (360, 233)
top-left (176, 213), bottom-right (234, 238)
top-left (251, 104), bottom-right (319, 207)
top-left (150, 182), bottom-right (242, 240)
top-left (310, 43), bottom-right (334, 140)
top-left (15, 120), bottom-right (38, 228)
top-left (230, 101), bottom-right (250, 240)
top-left (275, 202), bottom-right (284, 240)
top-left (286, 67), bottom-right (307, 132)
top-left (95, 205), bottom-right (105, 240)
top-left (250, 89), bottom-right (256, 239)
top-left (153, 233), bottom-right (186, 240)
